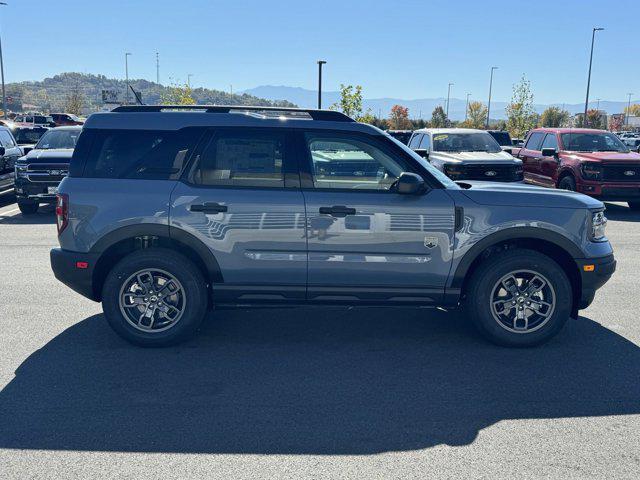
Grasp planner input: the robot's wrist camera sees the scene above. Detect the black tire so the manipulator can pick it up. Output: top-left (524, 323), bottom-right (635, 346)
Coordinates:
top-left (464, 248), bottom-right (572, 347)
top-left (628, 201), bottom-right (640, 211)
top-left (102, 248), bottom-right (208, 347)
top-left (18, 199), bottom-right (39, 215)
top-left (558, 176), bottom-right (576, 192)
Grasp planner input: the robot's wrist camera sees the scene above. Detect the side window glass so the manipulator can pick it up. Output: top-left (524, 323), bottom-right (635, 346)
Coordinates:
top-left (191, 130), bottom-right (285, 188)
top-left (305, 133), bottom-right (409, 191)
top-left (408, 134), bottom-right (422, 149)
top-left (419, 134), bottom-right (431, 149)
top-left (525, 132), bottom-right (544, 151)
top-left (541, 133), bottom-right (558, 151)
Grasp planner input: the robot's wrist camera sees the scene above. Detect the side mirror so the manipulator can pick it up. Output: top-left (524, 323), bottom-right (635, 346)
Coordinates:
top-left (0, 146), bottom-right (5, 157)
top-left (395, 172), bottom-right (426, 195)
top-left (502, 147), bottom-right (513, 155)
top-left (414, 149), bottom-right (429, 160)
top-left (22, 146), bottom-right (33, 155)
top-left (541, 147), bottom-right (557, 158)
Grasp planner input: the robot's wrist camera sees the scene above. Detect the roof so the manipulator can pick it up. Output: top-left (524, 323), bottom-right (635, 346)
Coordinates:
top-left (530, 127), bottom-right (609, 134)
top-left (413, 128), bottom-right (488, 134)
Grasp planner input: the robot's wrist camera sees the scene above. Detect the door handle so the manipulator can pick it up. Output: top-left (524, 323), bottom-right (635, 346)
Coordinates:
top-left (319, 205), bottom-right (356, 217)
top-left (190, 202), bottom-right (228, 213)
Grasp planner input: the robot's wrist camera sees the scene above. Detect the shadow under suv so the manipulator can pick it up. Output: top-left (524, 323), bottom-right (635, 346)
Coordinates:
top-left (51, 106), bottom-right (615, 347)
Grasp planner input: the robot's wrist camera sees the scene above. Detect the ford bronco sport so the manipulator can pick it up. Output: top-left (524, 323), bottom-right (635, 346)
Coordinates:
top-left (50, 106), bottom-right (615, 347)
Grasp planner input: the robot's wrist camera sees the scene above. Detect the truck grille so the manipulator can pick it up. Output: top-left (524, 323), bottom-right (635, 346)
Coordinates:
top-left (26, 163), bottom-right (68, 183)
top-left (458, 164), bottom-right (523, 182)
top-left (601, 164), bottom-right (640, 182)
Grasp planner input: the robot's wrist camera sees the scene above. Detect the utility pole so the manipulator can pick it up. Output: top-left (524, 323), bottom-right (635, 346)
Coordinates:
top-left (125, 52), bottom-right (132, 105)
top-left (187, 74), bottom-right (193, 88)
top-left (626, 93), bottom-right (634, 128)
top-left (596, 98), bottom-right (601, 111)
top-left (446, 82), bottom-right (453, 121)
top-left (583, 27), bottom-right (604, 127)
top-left (0, 2), bottom-right (8, 118)
top-left (486, 66), bottom-right (498, 128)
top-left (465, 93), bottom-right (471, 121)
top-left (317, 60), bottom-right (326, 109)
top-left (156, 52), bottom-right (159, 85)
top-left (230, 85), bottom-right (233, 96)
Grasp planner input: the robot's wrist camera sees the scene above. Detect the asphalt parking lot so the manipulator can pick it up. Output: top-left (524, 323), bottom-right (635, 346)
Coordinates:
top-left (0, 195), bottom-right (639, 479)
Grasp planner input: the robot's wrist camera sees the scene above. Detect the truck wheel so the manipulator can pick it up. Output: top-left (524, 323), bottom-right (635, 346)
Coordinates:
top-left (628, 202), bottom-right (640, 211)
top-left (102, 248), bottom-right (208, 347)
top-left (464, 248), bottom-right (572, 347)
top-left (558, 176), bottom-right (576, 192)
top-left (18, 199), bottom-right (39, 215)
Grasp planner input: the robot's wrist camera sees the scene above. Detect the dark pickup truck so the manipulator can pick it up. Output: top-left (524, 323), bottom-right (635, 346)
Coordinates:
top-left (14, 126), bottom-right (81, 214)
top-left (512, 128), bottom-right (640, 210)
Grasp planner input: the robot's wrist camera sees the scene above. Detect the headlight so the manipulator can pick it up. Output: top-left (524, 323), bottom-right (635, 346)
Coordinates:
top-left (590, 210), bottom-right (607, 241)
top-left (15, 164), bottom-right (28, 177)
top-left (581, 163), bottom-right (602, 180)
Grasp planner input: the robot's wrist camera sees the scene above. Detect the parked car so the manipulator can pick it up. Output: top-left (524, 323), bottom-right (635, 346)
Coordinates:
top-left (512, 128), bottom-right (640, 210)
top-left (49, 105), bottom-right (615, 348)
top-left (13, 114), bottom-right (56, 128)
top-left (0, 126), bottom-right (22, 195)
top-left (386, 129), bottom-right (413, 145)
top-left (407, 128), bottom-right (523, 182)
top-left (50, 113), bottom-right (84, 126)
top-left (14, 126), bottom-right (81, 214)
top-left (487, 130), bottom-right (515, 152)
top-left (12, 126), bottom-right (49, 155)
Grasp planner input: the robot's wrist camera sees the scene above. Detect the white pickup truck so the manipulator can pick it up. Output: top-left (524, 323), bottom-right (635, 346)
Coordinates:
top-left (407, 128), bottom-right (524, 182)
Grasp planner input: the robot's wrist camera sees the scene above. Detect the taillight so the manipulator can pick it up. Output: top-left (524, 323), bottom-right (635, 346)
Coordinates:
top-left (56, 193), bottom-right (69, 235)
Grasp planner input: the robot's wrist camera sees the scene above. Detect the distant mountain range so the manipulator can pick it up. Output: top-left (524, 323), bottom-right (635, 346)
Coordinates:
top-left (242, 85), bottom-right (630, 121)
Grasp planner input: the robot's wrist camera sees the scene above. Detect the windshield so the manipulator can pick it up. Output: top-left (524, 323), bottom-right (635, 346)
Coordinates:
top-left (433, 132), bottom-right (502, 153)
top-left (35, 129), bottom-right (80, 149)
top-left (15, 129), bottom-right (46, 144)
top-left (561, 132), bottom-right (629, 153)
top-left (385, 132), bottom-right (460, 189)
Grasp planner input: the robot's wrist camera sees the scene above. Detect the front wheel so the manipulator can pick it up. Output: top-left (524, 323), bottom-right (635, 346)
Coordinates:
top-left (628, 201), bottom-right (640, 211)
top-left (18, 199), bottom-right (39, 215)
top-left (558, 176), bottom-right (576, 192)
top-left (464, 248), bottom-right (572, 347)
top-left (102, 248), bottom-right (208, 347)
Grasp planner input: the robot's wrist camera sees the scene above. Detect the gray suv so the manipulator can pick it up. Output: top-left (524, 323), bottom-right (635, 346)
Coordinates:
top-left (50, 106), bottom-right (616, 347)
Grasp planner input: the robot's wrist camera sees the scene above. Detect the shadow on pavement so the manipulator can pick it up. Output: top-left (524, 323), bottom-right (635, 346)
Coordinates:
top-left (604, 202), bottom-right (640, 222)
top-left (0, 204), bottom-right (55, 225)
top-left (1, 307), bottom-right (638, 454)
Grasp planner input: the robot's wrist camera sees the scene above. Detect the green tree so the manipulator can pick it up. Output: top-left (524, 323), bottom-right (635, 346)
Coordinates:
top-left (460, 101), bottom-right (487, 129)
top-left (160, 82), bottom-right (196, 105)
top-left (540, 106), bottom-right (569, 127)
top-left (506, 75), bottom-right (537, 138)
top-left (431, 105), bottom-right (447, 127)
top-left (388, 104), bottom-right (411, 129)
top-left (330, 84), bottom-right (363, 119)
top-left (624, 104), bottom-right (640, 117)
top-left (576, 109), bottom-right (606, 129)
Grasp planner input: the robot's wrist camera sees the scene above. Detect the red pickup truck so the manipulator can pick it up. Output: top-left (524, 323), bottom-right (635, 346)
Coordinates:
top-left (512, 128), bottom-right (640, 210)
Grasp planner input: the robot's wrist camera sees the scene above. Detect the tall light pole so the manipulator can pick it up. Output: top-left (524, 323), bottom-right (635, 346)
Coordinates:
top-left (626, 93), bottom-right (634, 128)
top-left (465, 93), bottom-right (471, 121)
top-left (0, 2), bottom-right (8, 118)
top-left (317, 60), bottom-right (326, 109)
top-left (486, 66), bottom-right (498, 128)
top-left (187, 74), bottom-right (193, 88)
top-left (446, 82), bottom-right (453, 121)
top-left (155, 52), bottom-right (160, 85)
top-left (125, 52), bottom-right (132, 105)
top-left (583, 27), bottom-right (604, 127)
top-left (596, 98), bottom-right (601, 111)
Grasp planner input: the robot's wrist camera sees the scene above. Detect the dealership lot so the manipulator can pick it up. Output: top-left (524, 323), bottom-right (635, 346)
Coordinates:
top-left (0, 196), bottom-right (639, 479)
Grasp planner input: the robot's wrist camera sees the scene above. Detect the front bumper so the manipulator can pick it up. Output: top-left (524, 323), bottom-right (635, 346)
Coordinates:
top-left (577, 181), bottom-right (640, 201)
top-left (15, 177), bottom-right (60, 203)
top-left (575, 254), bottom-right (616, 309)
top-left (50, 248), bottom-right (101, 301)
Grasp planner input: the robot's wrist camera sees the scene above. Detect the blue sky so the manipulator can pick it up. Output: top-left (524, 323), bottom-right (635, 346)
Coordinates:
top-left (1, 0), bottom-right (638, 103)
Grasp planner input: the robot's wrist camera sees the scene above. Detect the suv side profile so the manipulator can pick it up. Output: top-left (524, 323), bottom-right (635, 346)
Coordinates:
top-left (51, 106), bottom-right (615, 347)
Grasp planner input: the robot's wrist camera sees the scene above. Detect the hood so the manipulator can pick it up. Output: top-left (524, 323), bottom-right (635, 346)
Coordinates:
top-left (19, 148), bottom-right (74, 163)
top-left (564, 151), bottom-right (640, 163)
top-left (459, 181), bottom-right (603, 209)
top-left (431, 150), bottom-right (520, 164)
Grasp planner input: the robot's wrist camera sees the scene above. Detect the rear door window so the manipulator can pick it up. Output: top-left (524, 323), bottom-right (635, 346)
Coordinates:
top-left (83, 128), bottom-right (203, 179)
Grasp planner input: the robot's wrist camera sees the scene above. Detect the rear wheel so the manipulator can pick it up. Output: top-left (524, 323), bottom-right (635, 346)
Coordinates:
top-left (465, 248), bottom-right (572, 347)
top-left (102, 248), bottom-right (208, 347)
top-left (558, 176), bottom-right (576, 192)
top-left (628, 201), bottom-right (640, 210)
top-left (18, 199), bottom-right (39, 215)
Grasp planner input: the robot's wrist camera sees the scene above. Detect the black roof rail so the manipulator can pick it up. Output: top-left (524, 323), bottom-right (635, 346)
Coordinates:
top-left (111, 105), bottom-right (355, 122)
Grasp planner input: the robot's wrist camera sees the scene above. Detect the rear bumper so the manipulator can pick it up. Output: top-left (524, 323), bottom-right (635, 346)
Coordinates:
top-left (575, 254), bottom-right (616, 309)
top-left (50, 248), bottom-right (101, 301)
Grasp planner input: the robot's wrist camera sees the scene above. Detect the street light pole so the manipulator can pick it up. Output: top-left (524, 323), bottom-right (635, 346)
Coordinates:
top-left (0, 2), bottom-right (8, 119)
top-left (583, 27), bottom-right (604, 127)
top-left (446, 82), bottom-right (453, 121)
top-left (317, 60), bottom-right (326, 109)
top-left (486, 66), bottom-right (498, 128)
top-left (465, 93), bottom-right (471, 121)
top-left (125, 52), bottom-right (131, 105)
top-left (156, 52), bottom-right (160, 85)
top-left (626, 93), bottom-right (634, 128)
top-left (187, 74), bottom-right (193, 88)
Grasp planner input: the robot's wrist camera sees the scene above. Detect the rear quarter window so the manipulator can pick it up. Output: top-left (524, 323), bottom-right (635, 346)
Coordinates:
top-left (81, 128), bottom-right (203, 180)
